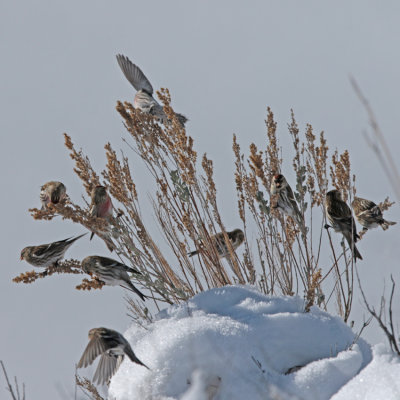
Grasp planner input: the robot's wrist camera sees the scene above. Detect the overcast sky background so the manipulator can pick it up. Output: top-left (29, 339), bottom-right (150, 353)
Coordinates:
top-left (1, 1), bottom-right (400, 398)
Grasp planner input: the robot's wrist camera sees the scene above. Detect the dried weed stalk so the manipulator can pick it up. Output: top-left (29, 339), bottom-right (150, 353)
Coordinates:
top-left (20, 93), bottom-right (394, 323)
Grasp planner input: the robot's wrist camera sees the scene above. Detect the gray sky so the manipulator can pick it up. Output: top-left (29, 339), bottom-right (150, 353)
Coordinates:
top-left (1, 1), bottom-right (400, 398)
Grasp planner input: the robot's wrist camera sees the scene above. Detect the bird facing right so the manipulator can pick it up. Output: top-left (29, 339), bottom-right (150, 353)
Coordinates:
top-left (352, 196), bottom-right (396, 232)
top-left (325, 190), bottom-right (362, 260)
top-left (116, 54), bottom-right (187, 127)
top-left (77, 327), bottom-right (149, 386)
top-left (81, 256), bottom-right (146, 301)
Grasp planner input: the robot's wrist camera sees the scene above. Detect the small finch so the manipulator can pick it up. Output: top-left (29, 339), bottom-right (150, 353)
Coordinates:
top-left (188, 229), bottom-right (245, 259)
top-left (20, 233), bottom-right (87, 268)
top-left (40, 181), bottom-right (67, 210)
top-left (116, 54), bottom-right (188, 127)
top-left (77, 327), bottom-right (149, 385)
top-left (352, 196), bottom-right (396, 232)
top-left (89, 185), bottom-right (113, 242)
top-left (325, 190), bottom-right (362, 260)
top-left (81, 256), bottom-right (146, 301)
top-left (270, 174), bottom-right (305, 232)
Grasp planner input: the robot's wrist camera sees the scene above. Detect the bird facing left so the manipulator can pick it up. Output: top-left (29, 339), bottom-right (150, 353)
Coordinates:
top-left (20, 233), bottom-right (87, 268)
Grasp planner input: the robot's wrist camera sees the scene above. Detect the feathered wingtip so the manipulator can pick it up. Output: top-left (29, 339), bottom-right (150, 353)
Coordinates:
top-left (382, 220), bottom-right (397, 231)
top-left (353, 245), bottom-right (363, 261)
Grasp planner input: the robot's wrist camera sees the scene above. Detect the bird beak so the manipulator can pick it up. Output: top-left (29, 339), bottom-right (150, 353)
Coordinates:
top-left (20, 256), bottom-right (23, 261)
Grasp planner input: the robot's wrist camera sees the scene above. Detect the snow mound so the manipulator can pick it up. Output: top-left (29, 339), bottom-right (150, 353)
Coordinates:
top-left (109, 285), bottom-right (372, 400)
top-left (332, 344), bottom-right (400, 400)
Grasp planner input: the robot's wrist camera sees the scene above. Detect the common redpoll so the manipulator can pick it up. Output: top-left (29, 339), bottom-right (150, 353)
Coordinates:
top-left (20, 233), bottom-right (87, 268)
top-left (116, 54), bottom-right (188, 126)
top-left (325, 190), bottom-right (362, 260)
top-left (270, 174), bottom-right (305, 232)
top-left (352, 196), bottom-right (396, 232)
top-left (81, 256), bottom-right (146, 301)
top-left (40, 181), bottom-right (67, 210)
top-left (77, 327), bottom-right (149, 385)
top-left (89, 185), bottom-right (113, 241)
top-left (188, 229), bottom-right (245, 259)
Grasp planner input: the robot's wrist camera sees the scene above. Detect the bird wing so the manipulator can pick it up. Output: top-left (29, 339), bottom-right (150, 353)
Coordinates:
top-left (97, 256), bottom-right (141, 275)
top-left (285, 184), bottom-right (302, 216)
top-left (116, 54), bottom-right (153, 94)
top-left (120, 281), bottom-right (146, 301)
top-left (31, 243), bottom-right (54, 258)
top-left (77, 336), bottom-right (108, 369)
top-left (93, 354), bottom-right (123, 385)
top-left (329, 200), bottom-right (352, 219)
top-left (356, 198), bottom-right (377, 212)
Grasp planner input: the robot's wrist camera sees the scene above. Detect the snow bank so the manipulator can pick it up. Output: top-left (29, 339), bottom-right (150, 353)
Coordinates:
top-left (332, 344), bottom-right (400, 400)
top-left (109, 285), bottom-right (373, 399)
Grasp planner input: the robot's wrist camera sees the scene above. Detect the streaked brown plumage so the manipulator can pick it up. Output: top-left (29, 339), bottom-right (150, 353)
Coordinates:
top-left (352, 196), bottom-right (396, 232)
top-left (20, 233), bottom-right (87, 268)
top-left (270, 174), bottom-right (305, 233)
top-left (40, 181), bottom-right (67, 210)
top-left (89, 186), bottom-right (114, 248)
top-left (81, 256), bottom-right (146, 301)
top-left (116, 54), bottom-right (187, 127)
top-left (77, 327), bottom-right (149, 385)
top-left (325, 190), bottom-right (362, 260)
top-left (188, 229), bottom-right (245, 259)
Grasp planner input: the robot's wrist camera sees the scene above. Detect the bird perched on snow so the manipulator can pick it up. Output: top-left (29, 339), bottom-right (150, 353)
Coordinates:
top-left (116, 54), bottom-right (187, 127)
top-left (270, 174), bottom-right (305, 232)
top-left (77, 327), bottom-right (149, 386)
top-left (20, 233), bottom-right (87, 268)
top-left (81, 256), bottom-right (146, 301)
top-left (188, 229), bottom-right (245, 259)
top-left (325, 190), bottom-right (362, 260)
top-left (352, 196), bottom-right (396, 232)
top-left (40, 181), bottom-right (67, 210)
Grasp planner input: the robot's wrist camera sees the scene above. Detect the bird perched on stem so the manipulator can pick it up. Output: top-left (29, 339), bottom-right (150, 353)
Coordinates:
top-left (77, 327), bottom-right (149, 386)
top-left (40, 181), bottom-right (67, 210)
top-left (270, 174), bottom-right (305, 233)
top-left (324, 190), bottom-right (362, 260)
top-left (89, 185), bottom-right (115, 245)
top-left (188, 229), bottom-right (244, 259)
top-left (116, 54), bottom-right (187, 126)
top-left (20, 233), bottom-right (87, 268)
top-left (352, 196), bottom-right (396, 232)
top-left (81, 256), bottom-right (146, 301)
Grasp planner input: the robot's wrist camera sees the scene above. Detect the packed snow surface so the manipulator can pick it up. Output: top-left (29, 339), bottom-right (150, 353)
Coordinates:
top-left (108, 285), bottom-right (400, 399)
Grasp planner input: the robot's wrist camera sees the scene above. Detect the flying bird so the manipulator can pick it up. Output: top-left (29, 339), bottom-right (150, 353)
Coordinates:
top-left (20, 233), bottom-right (87, 268)
top-left (81, 256), bottom-right (146, 301)
top-left (325, 190), bottom-right (362, 260)
top-left (270, 174), bottom-right (305, 233)
top-left (77, 327), bottom-right (149, 386)
top-left (188, 229), bottom-right (245, 259)
top-left (40, 181), bottom-right (67, 210)
top-left (352, 196), bottom-right (396, 232)
top-left (116, 54), bottom-right (187, 126)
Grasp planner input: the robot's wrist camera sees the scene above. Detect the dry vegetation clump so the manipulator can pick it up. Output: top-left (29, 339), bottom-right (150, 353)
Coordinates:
top-left (15, 92), bottom-right (395, 323)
